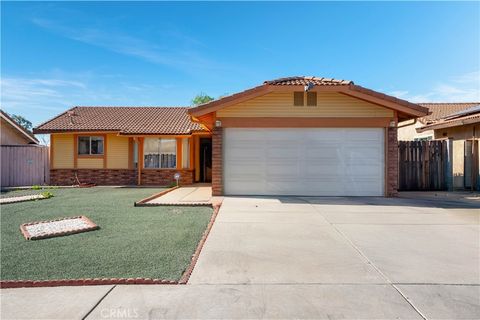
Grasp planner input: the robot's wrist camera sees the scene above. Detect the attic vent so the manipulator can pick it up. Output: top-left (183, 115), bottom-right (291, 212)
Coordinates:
top-left (307, 92), bottom-right (317, 106)
top-left (294, 92), bottom-right (317, 106)
top-left (294, 92), bottom-right (304, 106)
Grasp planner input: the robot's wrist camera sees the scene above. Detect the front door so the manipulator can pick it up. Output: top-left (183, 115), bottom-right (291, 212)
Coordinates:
top-left (200, 138), bottom-right (212, 182)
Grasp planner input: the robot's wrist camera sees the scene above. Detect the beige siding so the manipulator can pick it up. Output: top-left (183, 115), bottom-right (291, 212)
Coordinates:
top-left (433, 124), bottom-right (480, 140)
top-left (397, 121), bottom-right (433, 141)
top-left (106, 134), bottom-right (129, 169)
top-left (77, 157), bottom-right (104, 169)
top-left (1, 119), bottom-right (32, 145)
top-left (217, 92), bottom-right (394, 118)
top-left (52, 134), bottom-right (74, 168)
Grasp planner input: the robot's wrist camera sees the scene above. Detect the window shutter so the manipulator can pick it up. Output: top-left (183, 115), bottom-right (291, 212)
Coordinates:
top-left (307, 92), bottom-right (317, 106)
top-left (294, 92), bottom-right (304, 106)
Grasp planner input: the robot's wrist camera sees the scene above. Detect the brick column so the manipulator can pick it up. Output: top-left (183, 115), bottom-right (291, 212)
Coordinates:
top-left (212, 127), bottom-right (223, 196)
top-left (387, 127), bottom-right (399, 197)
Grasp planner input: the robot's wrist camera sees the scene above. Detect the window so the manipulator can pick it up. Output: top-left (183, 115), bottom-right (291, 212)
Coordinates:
top-left (78, 136), bottom-right (104, 155)
top-left (144, 138), bottom-right (176, 168)
top-left (293, 92), bottom-right (304, 106)
top-left (306, 92), bottom-right (317, 106)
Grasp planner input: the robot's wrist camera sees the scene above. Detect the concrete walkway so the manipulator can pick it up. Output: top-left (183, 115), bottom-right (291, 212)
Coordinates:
top-left (147, 184), bottom-right (213, 205)
top-left (1, 194), bottom-right (479, 319)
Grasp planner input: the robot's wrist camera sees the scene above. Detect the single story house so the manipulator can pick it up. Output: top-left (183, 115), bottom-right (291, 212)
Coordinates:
top-left (397, 103), bottom-right (479, 141)
top-left (417, 105), bottom-right (480, 190)
top-left (34, 76), bottom-right (429, 197)
top-left (1, 110), bottom-right (39, 145)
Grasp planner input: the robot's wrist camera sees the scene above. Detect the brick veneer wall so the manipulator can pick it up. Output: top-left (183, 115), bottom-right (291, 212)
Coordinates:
top-left (141, 169), bottom-right (194, 185)
top-left (387, 127), bottom-right (399, 197)
top-left (211, 127), bottom-right (223, 196)
top-left (50, 168), bottom-right (194, 186)
top-left (50, 169), bottom-right (136, 186)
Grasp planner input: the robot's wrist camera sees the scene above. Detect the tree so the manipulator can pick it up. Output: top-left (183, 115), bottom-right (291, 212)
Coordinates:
top-left (9, 114), bottom-right (33, 131)
top-left (191, 93), bottom-right (214, 106)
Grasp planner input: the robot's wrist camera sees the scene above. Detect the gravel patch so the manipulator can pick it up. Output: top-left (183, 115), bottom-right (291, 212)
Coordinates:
top-left (20, 216), bottom-right (99, 240)
top-left (0, 194), bottom-right (45, 204)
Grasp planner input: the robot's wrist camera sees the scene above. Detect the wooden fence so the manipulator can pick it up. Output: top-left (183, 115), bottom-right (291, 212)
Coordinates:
top-left (1, 145), bottom-right (49, 187)
top-left (398, 140), bottom-right (447, 191)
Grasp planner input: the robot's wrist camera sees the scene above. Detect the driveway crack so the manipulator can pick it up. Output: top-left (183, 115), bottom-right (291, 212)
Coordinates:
top-left (82, 285), bottom-right (117, 320)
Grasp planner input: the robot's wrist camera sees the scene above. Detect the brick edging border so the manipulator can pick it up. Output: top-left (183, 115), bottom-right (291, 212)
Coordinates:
top-left (0, 278), bottom-right (177, 288)
top-left (178, 202), bottom-right (221, 284)
top-left (0, 201), bottom-right (222, 289)
top-left (134, 186), bottom-right (179, 206)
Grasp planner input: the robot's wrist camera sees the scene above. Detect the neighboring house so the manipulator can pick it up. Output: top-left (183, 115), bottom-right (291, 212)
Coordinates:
top-left (1, 110), bottom-right (39, 145)
top-left (397, 103), bottom-right (479, 141)
top-left (417, 105), bottom-right (480, 190)
top-left (34, 76), bottom-right (428, 197)
top-left (1, 110), bottom-right (49, 187)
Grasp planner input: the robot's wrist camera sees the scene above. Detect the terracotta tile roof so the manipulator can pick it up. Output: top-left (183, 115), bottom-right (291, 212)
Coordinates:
top-left (417, 105), bottom-right (480, 132)
top-left (264, 76), bottom-right (352, 86)
top-left (33, 107), bottom-right (204, 135)
top-left (416, 102), bottom-right (479, 124)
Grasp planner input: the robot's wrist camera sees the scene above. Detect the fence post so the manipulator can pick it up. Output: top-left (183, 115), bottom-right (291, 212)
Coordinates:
top-left (445, 138), bottom-right (454, 191)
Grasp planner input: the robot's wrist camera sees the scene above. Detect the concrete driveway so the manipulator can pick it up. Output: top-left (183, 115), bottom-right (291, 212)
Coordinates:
top-left (2, 194), bottom-right (479, 319)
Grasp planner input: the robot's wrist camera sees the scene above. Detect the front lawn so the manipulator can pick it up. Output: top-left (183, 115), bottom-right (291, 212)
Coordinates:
top-left (0, 187), bottom-right (213, 281)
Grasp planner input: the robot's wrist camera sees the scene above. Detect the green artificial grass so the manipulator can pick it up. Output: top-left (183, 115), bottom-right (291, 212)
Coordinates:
top-left (0, 187), bottom-right (212, 281)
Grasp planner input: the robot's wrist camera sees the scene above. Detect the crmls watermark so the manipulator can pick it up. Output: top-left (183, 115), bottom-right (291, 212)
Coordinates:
top-left (100, 307), bottom-right (139, 319)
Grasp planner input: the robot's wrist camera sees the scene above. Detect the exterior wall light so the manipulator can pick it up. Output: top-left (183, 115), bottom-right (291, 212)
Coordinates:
top-left (174, 173), bottom-right (180, 186)
top-left (215, 120), bottom-right (222, 127)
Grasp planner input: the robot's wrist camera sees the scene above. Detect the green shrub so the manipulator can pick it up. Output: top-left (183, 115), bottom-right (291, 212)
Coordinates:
top-left (41, 191), bottom-right (54, 199)
top-left (32, 185), bottom-right (42, 190)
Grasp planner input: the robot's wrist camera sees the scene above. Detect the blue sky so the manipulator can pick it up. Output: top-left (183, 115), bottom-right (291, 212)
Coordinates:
top-left (1, 1), bottom-right (479, 128)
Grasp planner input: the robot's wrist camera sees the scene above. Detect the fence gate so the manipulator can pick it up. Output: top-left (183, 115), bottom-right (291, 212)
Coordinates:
top-left (1, 145), bottom-right (50, 187)
top-left (398, 140), bottom-right (447, 191)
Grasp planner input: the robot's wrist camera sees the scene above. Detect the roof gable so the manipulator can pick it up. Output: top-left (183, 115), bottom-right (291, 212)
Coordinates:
top-left (188, 76), bottom-right (429, 121)
top-left (0, 110), bottom-right (39, 144)
top-left (216, 91), bottom-right (394, 118)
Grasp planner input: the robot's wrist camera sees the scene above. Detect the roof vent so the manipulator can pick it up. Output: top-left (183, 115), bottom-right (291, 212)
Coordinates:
top-left (67, 110), bottom-right (76, 125)
top-left (304, 82), bottom-right (315, 92)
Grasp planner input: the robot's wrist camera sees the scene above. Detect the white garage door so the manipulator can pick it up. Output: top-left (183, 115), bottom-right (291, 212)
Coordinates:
top-left (224, 128), bottom-right (384, 196)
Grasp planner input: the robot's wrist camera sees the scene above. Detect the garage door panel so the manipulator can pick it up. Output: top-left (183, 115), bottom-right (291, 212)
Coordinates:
top-left (267, 164), bottom-right (299, 175)
top-left (224, 128), bottom-right (384, 196)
